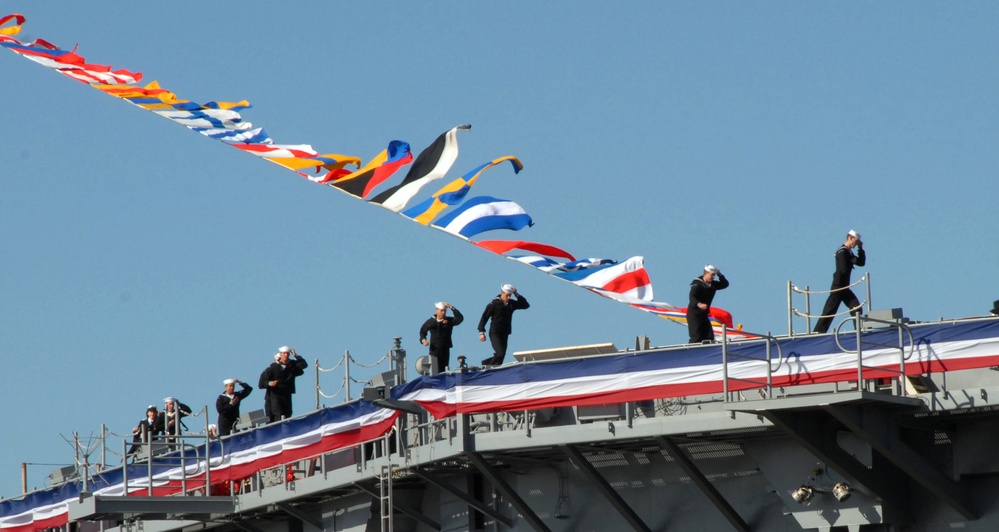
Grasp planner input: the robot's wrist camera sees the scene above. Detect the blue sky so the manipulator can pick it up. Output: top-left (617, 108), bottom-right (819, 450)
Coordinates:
top-left (2, 2), bottom-right (998, 497)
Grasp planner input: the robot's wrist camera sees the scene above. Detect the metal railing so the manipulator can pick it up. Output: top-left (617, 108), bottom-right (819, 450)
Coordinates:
top-left (719, 326), bottom-right (785, 402)
top-left (787, 274), bottom-right (872, 335)
top-left (834, 313), bottom-right (915, 396)
top-left (9, 322), bottom-right (953, 509)
top-left (315, 340), bottom-right (403, 408)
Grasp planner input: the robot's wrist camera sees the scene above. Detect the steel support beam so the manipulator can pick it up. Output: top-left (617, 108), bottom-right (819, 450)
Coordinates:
top-left (353, 482), bottom-right (441, 531)
top-left (276, 502), bottom-right (323, 529)
top-left (231, 521), bottom-right (267, 532)
top-left (656, 437), bottom-right (749, 532)
top-left (822, 403), bottom-right (975, 520)
top-left (411, 467), bottom-right (512, 527)
top-left (764, 410), bottom-right (912, 518)
top-left (561, 445), bottom-right (651, 532)
top-left (69, 495), bottom-right (235, 522)
top-left (466, 452), bottom-right (551, 532)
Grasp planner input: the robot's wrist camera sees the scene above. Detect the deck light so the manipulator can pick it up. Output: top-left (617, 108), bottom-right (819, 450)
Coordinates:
top-left (791, 485), bottom-right (815, 505)
top-left (415, 355), bottom-right (432, 376)
top-left (832, 482), bottom-right (852, 502)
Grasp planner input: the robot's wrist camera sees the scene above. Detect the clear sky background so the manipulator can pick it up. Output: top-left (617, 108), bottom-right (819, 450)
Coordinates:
top-left (2, 2), bottom-right (998, 497)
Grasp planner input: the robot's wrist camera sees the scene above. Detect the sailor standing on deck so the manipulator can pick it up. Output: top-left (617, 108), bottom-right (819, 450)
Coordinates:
top-left (687, 265), bottom-right (729, 344)
top-left (420, 301), bottom-right (464, 374)
top-left (813, 230), bottom-right (867, 334)
top-left (478, 284), bottom-right (530, 367)
top-left (127, 405), bottom-right (162, 456)
top-left (158, 397), bottom-right (192, 442)
top-left (258, 346), bottom-right (308, 423)
top-left (216, 378), bottom-right (253, 436)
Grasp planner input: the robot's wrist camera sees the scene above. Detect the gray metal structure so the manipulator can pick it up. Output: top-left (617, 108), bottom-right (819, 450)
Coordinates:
top-left (53, 316), bottom-right (999, 531)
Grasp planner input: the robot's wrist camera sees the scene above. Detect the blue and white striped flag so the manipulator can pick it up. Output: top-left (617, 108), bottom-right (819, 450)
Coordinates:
top-left (432, 196), bottom-right (533, 239)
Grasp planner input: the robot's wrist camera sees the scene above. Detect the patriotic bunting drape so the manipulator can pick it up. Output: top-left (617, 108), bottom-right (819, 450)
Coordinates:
top-left (5, 318), bottom-right (999, 531)
top-left (1, 13), bottom-right (734, 332)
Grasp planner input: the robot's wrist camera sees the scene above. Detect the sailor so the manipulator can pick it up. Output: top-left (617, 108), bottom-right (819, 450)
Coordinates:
top-left (158, 397), bottom-right (193, 441)
top-left (813, 230), bottom-right (867, 334)
top-left (258, 346), bottom-right (308, 423)
top-left (216, 378), bottom-right (253, 436)
top-left (420, 301), bottom-right (464, 374)
top-left (687, 265), bottom-right (730, 344)
top-left (478, 284), bottom-right (530, 367)
top-left (127, 405), bottom-right (162, 456)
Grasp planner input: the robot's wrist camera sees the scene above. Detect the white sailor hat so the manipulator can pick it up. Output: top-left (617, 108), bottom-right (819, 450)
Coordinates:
top-left (848, 229), bottom-right (861, 240)
top-left (278, 345), bottom-right (291, 353)
top-left (223, 378), bottom-right (236, 386)
top-left (146, 404), bottom-right (157, 411)
top-left (704, 264), bottom-right (719, 275)
top-left (163, 397), bottom-right (175, 403)
top-left (501, 283), bottom-right (515, 294)
top-left (435, 302), bottom-right (446, 310)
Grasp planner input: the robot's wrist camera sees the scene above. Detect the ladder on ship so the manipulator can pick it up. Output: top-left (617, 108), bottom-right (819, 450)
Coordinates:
top-left (378, 463), bottom-right (395, 532)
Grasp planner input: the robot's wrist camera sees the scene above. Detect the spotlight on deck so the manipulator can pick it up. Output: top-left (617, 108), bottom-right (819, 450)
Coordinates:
top-left (791, 485), bottom-right (815, 505)
top-left (415, 356), bottom-right (431, 376)
top-left (832, 482), bottom-right (852, 502)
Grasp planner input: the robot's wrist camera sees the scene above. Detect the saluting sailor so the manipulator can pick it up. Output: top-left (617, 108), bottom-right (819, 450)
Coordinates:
top-left (420, 301), bottom-right (464, 374)
top-left (813, 230), bottom-right (867, 334)
top-left (687, 265), bottom-right (729, 344)
top-left (216, 377), bottom-right (253, 436)
top-left (258, 346), bottom-right (308, 423)
top-left (478, 284), bottom-right (530, 367)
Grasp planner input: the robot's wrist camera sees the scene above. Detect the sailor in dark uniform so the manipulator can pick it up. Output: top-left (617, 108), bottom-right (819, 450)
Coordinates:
top-left (420, 301), bottom-right (464, 374)
top-left (216, 378), bottom-right (253, 436)
top-left (258, 346), bottom-right (308, 423)
top-left (687, 265), bottom-right (730, 344)
top-left (478, 284), bottom-right (530, 367)
top-left (813, 230), bottom-right (866, 334)
top-left (158, 397), bottom-right (193, 442)
top-left (127, 405), bottom-right (162, 456)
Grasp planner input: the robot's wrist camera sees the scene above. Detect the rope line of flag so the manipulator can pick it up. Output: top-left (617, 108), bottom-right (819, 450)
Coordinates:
top-left (1, 13), bottom-right (740, 333)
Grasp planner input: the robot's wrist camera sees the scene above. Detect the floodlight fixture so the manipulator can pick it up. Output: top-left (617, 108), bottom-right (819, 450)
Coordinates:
top-left (415, 355), bottom-right (431, 376)
top-left (791, 485), bottom-right (815, 505)
top-left (832, 482), bottom-right (852, 502)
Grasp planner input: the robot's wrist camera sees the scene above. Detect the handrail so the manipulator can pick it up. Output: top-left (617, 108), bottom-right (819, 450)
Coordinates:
top-left (787, 273), bottom-right (872, 335)
top-left (316, 349), bottom-right (394, 408)
top-left (721, 326), bottom-right (785, 401)
top-left (833, 316), bottom-right (915, 359)
top-left (120, 432), bottom-right (210, 497)
top-left (790, 276), bottom-right (867, 295)
top-left (834, 314), bottom-right (915, 395)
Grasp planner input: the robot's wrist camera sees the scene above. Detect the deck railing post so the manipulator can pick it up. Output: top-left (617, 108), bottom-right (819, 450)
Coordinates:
top-left (147, 439), bottom-right (154, 496)
top-left (787, 281), bottom-right (794, 336)
top-left (766, 332), bottom-right (773, 398)
top-left (856, 314), bottom-right (864, 386)
top-left (898, 324), bottom-right (906, 396)
top-left (204, 405), bottom-right (211, 492)
top-left (866, 273), bottom-right (873, 313)
top-left (122, 440), bottom-right (129, 495)
top-left (345, 350), bottom-right (351, 402)
top-left (805, 285), bottom-right (812, 333)
top-left (721, 325), bottom-right (729, 402)
top-left (101, 424), bottom-right (107, 471)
